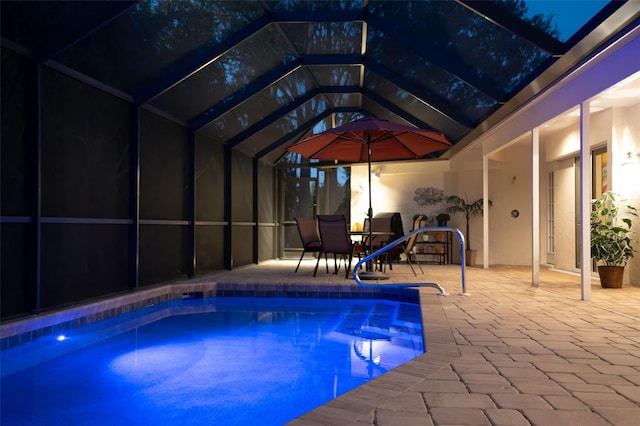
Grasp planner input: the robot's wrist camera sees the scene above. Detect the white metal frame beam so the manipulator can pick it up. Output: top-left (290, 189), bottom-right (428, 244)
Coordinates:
top-left (579, 102), bottom-right (592, 301)
top-left (532, 128), bottom-right (540, 285)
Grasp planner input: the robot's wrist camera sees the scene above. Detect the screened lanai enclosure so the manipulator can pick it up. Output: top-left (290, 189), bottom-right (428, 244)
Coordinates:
top-left (2, 1), bottom-right (638, 319)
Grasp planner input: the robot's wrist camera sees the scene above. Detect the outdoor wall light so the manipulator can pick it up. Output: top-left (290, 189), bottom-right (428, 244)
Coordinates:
top-left (372, 168), bottom-right (382, 180)
top-left (623, 151), bottom-right (640, 166)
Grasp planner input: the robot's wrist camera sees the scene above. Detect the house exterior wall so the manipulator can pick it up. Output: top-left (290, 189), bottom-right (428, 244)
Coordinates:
top-left (349, 101), bottom-right (639, 283)
top-left (484, 142), bottom-right (532, 266)
top-left (611, 104), bottom-right (640, 285)
top-left (539, 105), bottom-right (640, 285)
top-left (542, 110), bottom-right (612, 273)
top-left (350, 160), bottom-right (450, 234)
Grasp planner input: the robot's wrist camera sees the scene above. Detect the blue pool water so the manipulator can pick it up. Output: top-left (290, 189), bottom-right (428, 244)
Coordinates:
top-left (1, 297), bottom-right (423, 425)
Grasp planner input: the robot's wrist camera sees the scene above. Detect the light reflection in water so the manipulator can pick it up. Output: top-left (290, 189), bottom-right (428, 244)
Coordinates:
top-left (2, 297), bottom-right (423, 426)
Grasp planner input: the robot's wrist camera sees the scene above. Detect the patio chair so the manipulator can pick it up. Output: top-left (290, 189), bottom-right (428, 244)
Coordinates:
top-left (315, 214), bottom-right (355, 279)
top-left (403, 214), bottom-right (425, 276)
top-left (374, 212), bottom-right (405, 263)
top-left (294, 217), bottom-right (326, 273)
top-left (361, 217), bottom-right (393, 272)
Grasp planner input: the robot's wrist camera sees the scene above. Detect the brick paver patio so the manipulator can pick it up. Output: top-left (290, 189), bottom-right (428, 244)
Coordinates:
top-left (206, 260), bottom-right (640, 425)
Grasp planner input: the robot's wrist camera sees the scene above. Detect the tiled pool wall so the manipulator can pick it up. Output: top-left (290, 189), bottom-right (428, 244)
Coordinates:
top-left (0, 281), bottom-right (419, 351)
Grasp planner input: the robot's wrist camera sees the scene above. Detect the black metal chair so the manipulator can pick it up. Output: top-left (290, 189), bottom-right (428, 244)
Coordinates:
top-left (360, 217), bottom-right (393, 272)
top-left (374, 212), bottom-right (404, 263)
top-left (294, 217), bottom-right (325, 273)
top-left (315, 214), bottom-right (355, 279)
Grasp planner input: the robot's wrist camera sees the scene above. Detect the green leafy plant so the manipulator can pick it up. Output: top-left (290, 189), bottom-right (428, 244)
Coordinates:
top-left (435, 213), bottom-right (450, 225)
top-left (590, 191), bottom-right (637, 266)
top-left (446, 196), bottom-right (492, 251)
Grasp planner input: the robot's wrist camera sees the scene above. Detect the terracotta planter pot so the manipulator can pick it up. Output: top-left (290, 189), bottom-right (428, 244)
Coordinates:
top-left (597, 265), bottom-right (625, 288)
top-left (465, 249), bottom-right (476, 267)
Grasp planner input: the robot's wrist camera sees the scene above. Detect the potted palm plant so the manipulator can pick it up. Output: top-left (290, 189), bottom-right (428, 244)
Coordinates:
top-left (590, 191), bottom-right (637, 288)
top-left (447, 196), bottom-right (492, 266)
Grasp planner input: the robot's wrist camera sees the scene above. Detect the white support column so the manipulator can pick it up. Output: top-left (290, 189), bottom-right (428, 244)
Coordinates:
top-left (532, 128), bottom-right (540, 286)
top-left (580, 101), bottom-right (592, 301)
top-left (483, 155), bottom-right (489, 269)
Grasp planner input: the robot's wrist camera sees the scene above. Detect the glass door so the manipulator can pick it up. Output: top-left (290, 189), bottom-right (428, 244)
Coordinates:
top-left (589, 148), bottom-right (608, 272)
top-left (574, 147), bottom-right (607, 269)
top-left (592, 148), bottom-right (607, 198)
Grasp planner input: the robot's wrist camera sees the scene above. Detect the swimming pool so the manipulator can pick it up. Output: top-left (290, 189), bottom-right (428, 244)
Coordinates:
top-left (1, 297), bottom-right (423, 425)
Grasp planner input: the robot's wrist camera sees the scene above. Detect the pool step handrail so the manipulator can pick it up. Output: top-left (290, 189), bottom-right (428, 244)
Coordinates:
top-left (353, 226), bottom-right (468, 296)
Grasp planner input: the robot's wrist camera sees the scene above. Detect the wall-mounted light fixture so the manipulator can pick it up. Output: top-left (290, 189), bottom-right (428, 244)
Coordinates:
top-left (372, 168), bottom-right (382, 181)
top-left (623, 151), bottom-right (640, 166)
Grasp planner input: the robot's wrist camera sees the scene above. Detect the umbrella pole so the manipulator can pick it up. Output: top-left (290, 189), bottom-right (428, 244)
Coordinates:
top-left (367, 142), bottom-right (373, 257)
top-left (367, 142), bottom-right (373, 272)
top-left (359, 137), bottom-right (388, 280)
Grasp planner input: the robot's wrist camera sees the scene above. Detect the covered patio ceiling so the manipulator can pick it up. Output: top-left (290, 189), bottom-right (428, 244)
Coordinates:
top-left (2, 1), bottom-right (639, 164)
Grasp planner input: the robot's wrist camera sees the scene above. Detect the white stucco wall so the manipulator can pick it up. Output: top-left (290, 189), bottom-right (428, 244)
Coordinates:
top-left (347, 103), bottom-right (640, 279)
top-left (350, 160), bottom-right (450, 233)
top-left (611, 104), bottom-right (640, 286)
top-left (545, 109), bottom-right (612, 163)
top-left (485, 142), bottom-right (533, 265)
top-left (539, 104), bottom-right (640, 284)
top-left (444, 163), bottom-right (487, 265)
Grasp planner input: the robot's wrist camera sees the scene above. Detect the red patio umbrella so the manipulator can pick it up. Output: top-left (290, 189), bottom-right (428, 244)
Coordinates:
top-left (287, 116), bottom-right (452, 272)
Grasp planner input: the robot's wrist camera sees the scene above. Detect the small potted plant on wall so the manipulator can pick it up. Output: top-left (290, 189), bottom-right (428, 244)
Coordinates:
top-left (590, 191), bottom-right (637, 288)
top-left (447, 195), bottom-right (492, 266)
top-left (436, 213), bottom-right (450, 226)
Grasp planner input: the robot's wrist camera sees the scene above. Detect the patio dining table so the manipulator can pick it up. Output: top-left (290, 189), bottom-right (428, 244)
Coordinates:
top-left (348, 230), bottom-right (394, 276)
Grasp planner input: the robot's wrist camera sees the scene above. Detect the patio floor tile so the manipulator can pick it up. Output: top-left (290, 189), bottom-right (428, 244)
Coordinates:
top-left (197, 261), bottom-right (639, 425)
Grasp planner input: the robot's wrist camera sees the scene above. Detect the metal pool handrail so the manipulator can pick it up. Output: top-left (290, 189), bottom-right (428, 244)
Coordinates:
top-left (353, 226), bottom-right (468, 296)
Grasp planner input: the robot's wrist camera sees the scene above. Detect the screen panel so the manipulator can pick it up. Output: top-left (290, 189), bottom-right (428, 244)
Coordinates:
top-left (40, 224), bottom-right (129, 310)
top-left (140, 110), bottom-right (188, 221)
top-left (231, 151), bottom-right (253, 223)
top-left (195, 225), bottom-right (225, 273)
top-left (139, 224), bottom-right (188, 286)
top-left (41, 69), bottom-right (130, 218)
top-left (1, 223), bottom-right (32, 319)
top-left (150, 24), bottom-right (297, 122)
top-left (51, 1), bottom-right (266, 94)
top-left (232, 225), bottom-right (254, 267)
top-left (1, 48), bottom-right (33, 217)
top-left (195, 134), bottom-right (225, 222)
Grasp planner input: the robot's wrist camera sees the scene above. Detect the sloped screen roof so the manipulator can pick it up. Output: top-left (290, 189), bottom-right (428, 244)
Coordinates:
top-left (2, 0), bottom-right (637, 164)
